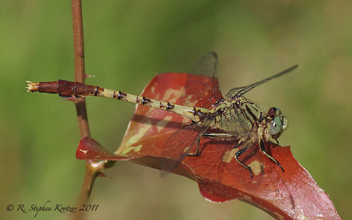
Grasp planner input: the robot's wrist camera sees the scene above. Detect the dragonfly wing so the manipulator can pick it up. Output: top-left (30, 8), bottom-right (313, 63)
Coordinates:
top-left (160, 114), bottom-right (217, 177)
top-left (226, 65), bottom-right (298, 99)
top-left (180, 52), bottom-right (223, 109)
top-left (225, 86), bottom-right (246, 99)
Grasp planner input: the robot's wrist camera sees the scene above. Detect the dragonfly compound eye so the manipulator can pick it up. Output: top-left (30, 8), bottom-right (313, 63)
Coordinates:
top-left (267, 107), bottom-right (282, 118)
top-left (269, 116), bottom-right (283, 136)
top-left (282, 116), bottom-right (288, 130)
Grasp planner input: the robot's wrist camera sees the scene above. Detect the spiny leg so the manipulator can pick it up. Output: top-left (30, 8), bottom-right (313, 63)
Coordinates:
top-left (234, 140), bottom-right (254, 178)
top-left (259, 140), bottom-right (284, 172)
top-left (232, 138), bottom-right (244, 149)
top-left (274, 138), bottom-right (279, 145)
top-left (187, 131), bottom-right (236, 157)
top-left (186, 138), bottom-right (201, 157)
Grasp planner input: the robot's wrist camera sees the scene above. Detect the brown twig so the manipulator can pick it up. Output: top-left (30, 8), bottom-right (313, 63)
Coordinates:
top-left (71, 0), bottom-right (102, 219)
top-left (71, 0), bottom-right (90, 138)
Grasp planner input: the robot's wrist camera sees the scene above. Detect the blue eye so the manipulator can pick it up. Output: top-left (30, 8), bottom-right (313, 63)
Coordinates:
top-left (269, 116), bottom-right (283, 135)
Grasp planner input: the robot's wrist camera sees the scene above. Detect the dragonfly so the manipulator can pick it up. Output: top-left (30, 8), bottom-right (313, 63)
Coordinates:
top-left (26, 52), bottom-right (297, 178)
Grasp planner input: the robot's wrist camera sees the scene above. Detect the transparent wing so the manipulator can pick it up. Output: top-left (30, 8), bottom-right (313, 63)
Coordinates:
top-left (160, 113), bottom-right (217, 176)
top-left (218, 105), bottom-right (253, 138)
top-left (226, 65), bottom-right (298, 99)
top-left (180, 52), bottom-right (223, 109)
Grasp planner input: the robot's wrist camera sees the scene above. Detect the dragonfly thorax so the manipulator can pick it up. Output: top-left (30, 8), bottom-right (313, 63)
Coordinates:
top-left (226, 96), bottom-right (288, 143)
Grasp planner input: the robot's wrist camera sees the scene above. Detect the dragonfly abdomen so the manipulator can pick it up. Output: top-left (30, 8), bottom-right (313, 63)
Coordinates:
top-left (26, 80), bottom-right (102, 97)
top-left (26, 80), bottom-right (211, 122)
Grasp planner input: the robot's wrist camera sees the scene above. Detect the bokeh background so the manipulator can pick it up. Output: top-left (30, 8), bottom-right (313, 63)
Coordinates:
top-left (1, 1), bottom-right (351, 219)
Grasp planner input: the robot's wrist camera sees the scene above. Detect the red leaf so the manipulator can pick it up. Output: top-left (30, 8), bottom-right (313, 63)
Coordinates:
top-left (77, 73), bottom-right (340, 219)
top-left (76, 137), bottom-right (126, 161)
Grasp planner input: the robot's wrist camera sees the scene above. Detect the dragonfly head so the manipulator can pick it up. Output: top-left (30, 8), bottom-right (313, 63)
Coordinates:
top-left (266, 107), bottom-right (287, 140)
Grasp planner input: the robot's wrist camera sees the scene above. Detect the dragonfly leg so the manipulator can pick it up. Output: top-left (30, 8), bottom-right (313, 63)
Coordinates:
top-left (231, 138), bottom-right (244, 149)
top-left (274, 138), bottom-right (279, 145)
top-left (259, 140), bottom-right (284, 172)
top-left (187, 138), bottom-right (201, 157)
top-left (234, 142), bottom-right (254, 178)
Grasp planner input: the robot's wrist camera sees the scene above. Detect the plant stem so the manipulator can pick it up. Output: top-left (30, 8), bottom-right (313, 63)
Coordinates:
top-left (71, 1), bottom-right (100, 219)
top-left (71, 0), bottom-right (90, 138)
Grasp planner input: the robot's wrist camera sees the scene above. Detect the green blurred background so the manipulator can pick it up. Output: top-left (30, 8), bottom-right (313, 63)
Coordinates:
top-left (1, 0), bottom-right (351, 219)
